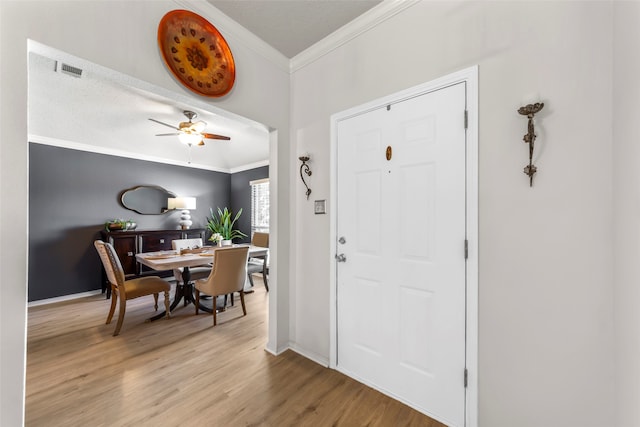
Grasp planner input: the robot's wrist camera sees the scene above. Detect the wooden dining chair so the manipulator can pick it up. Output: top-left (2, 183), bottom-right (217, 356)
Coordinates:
top-left (194, 246), bottom-right (250, 326)
top-left (247, 232), bottom-right (269, 291)
top-left (94, 240), bottom-right (171, 336)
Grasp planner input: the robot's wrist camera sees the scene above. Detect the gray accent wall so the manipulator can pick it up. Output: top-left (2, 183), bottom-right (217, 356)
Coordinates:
top-left (28, 143), bottom-right (236, 302)
top-left (230, 166), bottom-right (269, 245)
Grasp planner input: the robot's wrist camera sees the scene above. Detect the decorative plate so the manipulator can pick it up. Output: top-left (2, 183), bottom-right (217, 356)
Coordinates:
top-left (157, 10), bottom-right (235, 97)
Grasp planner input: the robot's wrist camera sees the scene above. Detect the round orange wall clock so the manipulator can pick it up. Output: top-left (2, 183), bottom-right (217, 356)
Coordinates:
top-left (157, 9), bottom-right (236, 97)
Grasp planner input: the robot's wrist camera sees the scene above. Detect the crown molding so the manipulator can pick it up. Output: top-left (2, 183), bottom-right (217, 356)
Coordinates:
top-left (29, 135), bottom-right (236, 173)
top-left (230, 159), bottom-right (270, 174)
top-left (30, 134), bottom-right (267, 174)
top-left (290, 1), bottom-right (419, 73)
top-left (172, 0), bottom-right (290, 73)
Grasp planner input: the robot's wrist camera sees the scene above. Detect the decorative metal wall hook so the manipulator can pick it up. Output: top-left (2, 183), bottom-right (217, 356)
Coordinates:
top-left (299, 155), bottom-right (312, 199)
top-left (517, 102), bottom-right (544, 187)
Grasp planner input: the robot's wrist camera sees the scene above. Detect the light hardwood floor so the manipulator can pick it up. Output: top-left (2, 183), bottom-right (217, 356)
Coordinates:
top-left (26, 277), bottom-right (446, 426)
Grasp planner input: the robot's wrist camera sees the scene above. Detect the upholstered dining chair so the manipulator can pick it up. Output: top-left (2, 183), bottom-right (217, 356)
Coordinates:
top-left (247, 232), bottom-right (269, 291)
top-left (94, 240), bottom-right (171, 336)
top-left (171, 238), bottom-right (212, 286)
top-left (194, 246), bottom-right (250, 326)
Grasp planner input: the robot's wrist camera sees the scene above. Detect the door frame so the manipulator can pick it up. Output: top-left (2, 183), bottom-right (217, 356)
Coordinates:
top-left (329, 66), bottom-right (478, 427)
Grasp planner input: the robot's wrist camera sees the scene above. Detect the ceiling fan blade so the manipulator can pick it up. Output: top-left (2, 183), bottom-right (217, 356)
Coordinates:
top-left (202, 133), bottom-right (231, 140)
top-left (149, 118), bottom-right (179, 130)
top-left (155, 133), bottom-right (180, 136)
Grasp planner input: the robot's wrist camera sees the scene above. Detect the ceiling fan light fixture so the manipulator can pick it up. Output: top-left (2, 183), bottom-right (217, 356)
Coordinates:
top-left (150, 110), bottom-right (230, 145)
top-left (178, 132), bottom-right (202, 146)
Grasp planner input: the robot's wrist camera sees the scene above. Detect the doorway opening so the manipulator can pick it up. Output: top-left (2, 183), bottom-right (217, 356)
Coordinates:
top-left (26, 38), bottom-right (279, 356)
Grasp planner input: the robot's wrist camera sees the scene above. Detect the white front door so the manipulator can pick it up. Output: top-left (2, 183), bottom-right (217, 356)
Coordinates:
top-left (336, 82), bottom-right (467, 426)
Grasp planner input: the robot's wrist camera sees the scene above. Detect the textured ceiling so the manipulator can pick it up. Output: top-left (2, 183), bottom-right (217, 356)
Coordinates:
top-left (28, 50), bottom-right (269, 172)
top-left (207, 0), bottom-right (382, 57)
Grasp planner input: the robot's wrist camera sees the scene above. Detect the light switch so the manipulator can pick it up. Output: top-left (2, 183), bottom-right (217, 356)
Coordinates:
top-left (314, 200), bottom-right (326, 214)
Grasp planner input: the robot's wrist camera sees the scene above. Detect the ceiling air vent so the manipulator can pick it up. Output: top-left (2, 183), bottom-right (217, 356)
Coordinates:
top-left (59, 62), bottom-right (83, 78)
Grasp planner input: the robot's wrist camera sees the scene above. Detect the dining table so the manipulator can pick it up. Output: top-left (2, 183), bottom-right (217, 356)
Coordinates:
top-left (136, 244), bottom-right (268, 321)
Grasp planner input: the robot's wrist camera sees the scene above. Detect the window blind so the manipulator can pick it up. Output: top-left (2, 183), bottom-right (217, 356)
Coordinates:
top-left (250, 179), bottom-right (270, 235)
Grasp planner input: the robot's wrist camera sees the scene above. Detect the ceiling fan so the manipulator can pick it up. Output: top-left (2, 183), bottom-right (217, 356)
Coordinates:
top-left (148, 110), bottom-right (230, 146)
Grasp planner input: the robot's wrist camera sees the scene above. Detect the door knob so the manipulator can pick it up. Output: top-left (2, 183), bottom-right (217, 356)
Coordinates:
top-left (335, 253), bottom-right (347, 262)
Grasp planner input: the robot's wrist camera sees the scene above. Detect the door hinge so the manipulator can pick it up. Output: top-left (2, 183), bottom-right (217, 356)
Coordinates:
top-left (464, 110), bottom-right (468, 129)
top-left (464, 368), bottom-right (468, 388)
top-left (464, 239), bottom-right (468, 260)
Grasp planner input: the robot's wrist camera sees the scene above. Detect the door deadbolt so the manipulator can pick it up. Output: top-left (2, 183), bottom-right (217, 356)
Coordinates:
top-left (338, 236), bottom-right (346, 244)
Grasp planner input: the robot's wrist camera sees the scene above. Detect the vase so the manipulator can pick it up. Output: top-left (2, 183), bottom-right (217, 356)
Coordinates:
top-left (221, 239), bottom-right (232, 246)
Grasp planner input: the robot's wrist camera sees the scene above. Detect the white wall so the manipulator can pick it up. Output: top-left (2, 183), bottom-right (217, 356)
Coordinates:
top-left (0, 1), bottom-right (290, 425)
top-left (613, 2), bottom-right (640, 427)
top-left (290, 2), bottom-right (616, 426)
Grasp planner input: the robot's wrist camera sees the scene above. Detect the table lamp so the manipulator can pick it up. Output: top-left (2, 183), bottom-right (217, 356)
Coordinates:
top-left (168, 197), bottom-right (197, 229)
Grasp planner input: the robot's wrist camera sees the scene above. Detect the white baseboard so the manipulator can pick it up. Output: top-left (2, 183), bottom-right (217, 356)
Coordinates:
top-left (264, 344), bottom-right (289, 357)
top-left (264, 342), bottom-right (329, 368)
top-left (289, 342), bottom-right (330, 367)
top-left (28, 290), bottom-right (104, 307)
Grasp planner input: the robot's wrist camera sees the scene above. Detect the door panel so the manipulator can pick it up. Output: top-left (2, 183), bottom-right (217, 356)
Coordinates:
top-left (399, 286), bottom-right (435, 375)
top-left (353, 277), bottom-right (384, 355)
top-left (108, 235), bottom-right (137, 277)
top-left (337, 83), bottom-right (467, 427)
top-left (399, 162), bottom-right (436, 260)
top-left (355, 170), bottom-right (382, 255)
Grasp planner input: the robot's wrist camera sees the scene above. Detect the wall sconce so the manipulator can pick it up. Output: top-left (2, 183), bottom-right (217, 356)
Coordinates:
top-left (518, 102), bottom-right (544, 187)
top-left (299, 155), bottom-right (312, 199)
top-left (168, 196), bottom-right (197, 229)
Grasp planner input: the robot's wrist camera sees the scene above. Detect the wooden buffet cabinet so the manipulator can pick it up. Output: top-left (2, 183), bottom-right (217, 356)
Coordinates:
top-left (100, 228), bottom-right (206, 296)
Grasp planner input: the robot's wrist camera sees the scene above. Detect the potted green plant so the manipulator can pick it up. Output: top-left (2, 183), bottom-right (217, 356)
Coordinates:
top-left (206, 207), bottom-right (247, 246)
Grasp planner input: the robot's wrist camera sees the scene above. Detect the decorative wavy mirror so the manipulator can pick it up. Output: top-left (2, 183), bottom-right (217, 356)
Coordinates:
top-left (120, 185), bottom-right (176, 215)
